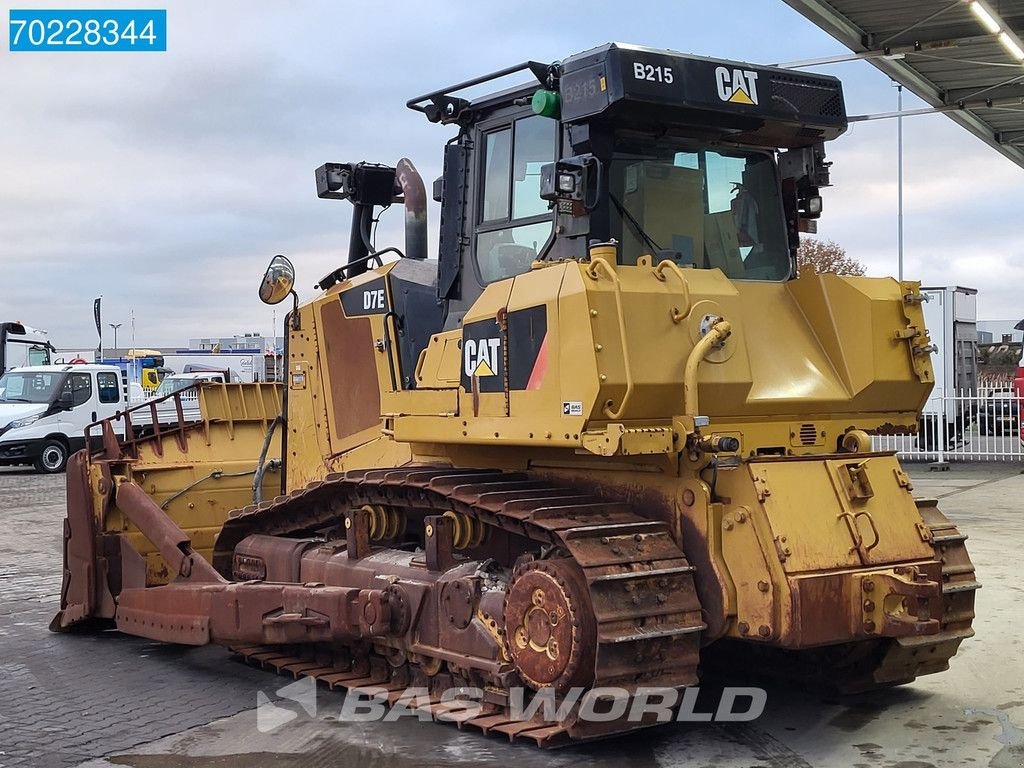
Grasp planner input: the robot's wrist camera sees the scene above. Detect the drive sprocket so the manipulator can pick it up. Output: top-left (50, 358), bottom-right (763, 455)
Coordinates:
top-left (503, 559), bottom-right (596, 692)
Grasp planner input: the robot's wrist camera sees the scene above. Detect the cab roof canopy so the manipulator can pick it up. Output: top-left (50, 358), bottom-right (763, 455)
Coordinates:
top-left (408, 42), bottom-right (848, 148)
top-left (784, 0), bottom-right (1024, 169)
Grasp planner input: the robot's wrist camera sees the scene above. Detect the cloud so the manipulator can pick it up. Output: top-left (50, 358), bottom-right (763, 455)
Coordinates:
top-left (1, 0), bottom-right (1021, 350)
top-left (811, 108), bottom-right (1024, 318)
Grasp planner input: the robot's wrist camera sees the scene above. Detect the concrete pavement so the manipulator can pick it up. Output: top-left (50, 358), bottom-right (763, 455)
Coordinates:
top-left (1, 463), bottom-right (1021, 768)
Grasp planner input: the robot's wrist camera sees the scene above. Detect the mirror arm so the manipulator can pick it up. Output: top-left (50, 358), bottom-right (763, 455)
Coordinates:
top-left (314, 247), bottom-right (404, 291)
top-left (288, 290), bottom-right (301, 332)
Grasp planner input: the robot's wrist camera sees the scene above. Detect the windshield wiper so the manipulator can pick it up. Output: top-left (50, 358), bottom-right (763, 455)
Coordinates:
top-left (0, 397), bottom-right (33, 403)
top-left (610, 192), bottom-right (663, 255)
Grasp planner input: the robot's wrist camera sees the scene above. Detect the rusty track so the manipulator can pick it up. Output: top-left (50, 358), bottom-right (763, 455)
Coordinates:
top-left (215, 467), bottom-right (706, 744)
top-left (228, 641), bottom-right (631, 747)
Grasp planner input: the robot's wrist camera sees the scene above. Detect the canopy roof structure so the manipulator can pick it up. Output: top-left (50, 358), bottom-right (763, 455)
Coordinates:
top-left (782, 0), bottom-right (1024, 169)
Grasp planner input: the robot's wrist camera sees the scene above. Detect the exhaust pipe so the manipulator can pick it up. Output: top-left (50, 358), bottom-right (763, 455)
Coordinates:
top-left (397, 157), bottom-right (427, 260)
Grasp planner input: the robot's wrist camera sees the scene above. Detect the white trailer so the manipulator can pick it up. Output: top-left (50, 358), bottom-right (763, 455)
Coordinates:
top-left (920, 286), bottom-right (978, 449)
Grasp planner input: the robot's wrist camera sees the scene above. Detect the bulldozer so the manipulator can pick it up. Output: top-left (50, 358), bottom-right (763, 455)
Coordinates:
top-left (52, 43), bottom-right (978, 745)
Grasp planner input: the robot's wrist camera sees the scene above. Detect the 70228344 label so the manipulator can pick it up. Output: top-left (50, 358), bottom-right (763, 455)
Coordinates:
top-left (8, 9), bottom-right (166, 52)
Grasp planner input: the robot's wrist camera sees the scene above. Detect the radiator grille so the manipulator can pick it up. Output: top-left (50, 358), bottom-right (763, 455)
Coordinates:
top-left (799, 423), bottom-right (818, 446)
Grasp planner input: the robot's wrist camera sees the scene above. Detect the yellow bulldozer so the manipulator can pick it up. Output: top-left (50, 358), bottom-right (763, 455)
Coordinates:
top-left (52, 43), bottom-right (977, 745)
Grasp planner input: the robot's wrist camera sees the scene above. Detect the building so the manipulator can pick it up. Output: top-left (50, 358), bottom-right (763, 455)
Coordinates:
top-left (188, 333), bottom-right (283, 354)
top-left (976, 323), bottom-right (1022, 391)
top-left (977, 320), bottom-right (1023, 345)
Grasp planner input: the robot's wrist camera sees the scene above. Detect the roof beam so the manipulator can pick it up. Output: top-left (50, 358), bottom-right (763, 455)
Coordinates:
top-left (782, 0), bottom-right (1024, 170)
top-left (866, 15), bottom-right (1024, 48)
top-left (776, 37), bottom-right (974, 69)
top-left (850, 95), bottom-right (1024, 123)
top-left (996, 129), bottom-right (1024, 142)
top-left (871, 1), bottom-right (960, 47)
top-left (943, 79), bottom-right (1024, 105)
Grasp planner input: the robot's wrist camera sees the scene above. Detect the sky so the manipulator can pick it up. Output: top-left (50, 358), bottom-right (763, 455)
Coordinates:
top-left (2, 0), bottom-right (1022, 349)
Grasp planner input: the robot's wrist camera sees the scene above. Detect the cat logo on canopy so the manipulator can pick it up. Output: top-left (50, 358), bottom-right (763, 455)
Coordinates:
top-left (714, 66), bottom-right (759, 105)
top-left (464, 337), bottom-right (501, 378)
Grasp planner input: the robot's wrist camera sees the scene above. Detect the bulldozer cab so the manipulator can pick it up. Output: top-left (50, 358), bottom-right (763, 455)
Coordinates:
top-left (299, 43), bottom-right (847, 393)
top-left (414, 43), bottom-right (847, 324)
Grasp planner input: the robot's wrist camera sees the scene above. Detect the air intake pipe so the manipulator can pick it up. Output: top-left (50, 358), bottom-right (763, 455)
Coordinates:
top-left (397, 157), bottom-right (427, 261)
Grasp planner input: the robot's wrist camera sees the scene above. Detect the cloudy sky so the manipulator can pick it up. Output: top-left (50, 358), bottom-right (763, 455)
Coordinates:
top-left (2, 0), bottom-right (1022, 349)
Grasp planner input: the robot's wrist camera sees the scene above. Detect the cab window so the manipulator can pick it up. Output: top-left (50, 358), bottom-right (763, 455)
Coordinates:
top-left (610, 139), bottom-right (791, 281)
top-left (475, 115), bottom-right (556, 284)
top-left (97, 372), bottom-right (120, 404)
top-left (481, 129), bottom-right (512, 222)
top-left (27, 345), bottom-right (50, 366)
top-left (63, 373), bottom-right (92, 407)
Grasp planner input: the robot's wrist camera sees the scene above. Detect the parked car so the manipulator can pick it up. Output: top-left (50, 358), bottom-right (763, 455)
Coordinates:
top-left (979, 388), bottom-right (1020, 435)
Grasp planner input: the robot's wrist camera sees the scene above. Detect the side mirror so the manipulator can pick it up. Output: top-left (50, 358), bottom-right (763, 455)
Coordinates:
top-left (259, 255), bottom-right (295, 306)
top-left (58, 391), bottom-right (74, 410)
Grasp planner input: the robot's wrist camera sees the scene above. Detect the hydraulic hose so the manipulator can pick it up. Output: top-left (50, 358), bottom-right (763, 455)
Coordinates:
top-left (252, 415), bottom-right (283, 504)
top-left (683, 320), bottom-right (732, 419)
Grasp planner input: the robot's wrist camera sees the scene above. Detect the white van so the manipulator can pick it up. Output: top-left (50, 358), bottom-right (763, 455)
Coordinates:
top-left (0, 364), bottom-right (223, 473)
top-left (0, 364), bottom-right (126, 473)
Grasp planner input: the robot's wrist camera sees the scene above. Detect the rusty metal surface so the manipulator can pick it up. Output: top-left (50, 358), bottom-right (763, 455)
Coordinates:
top-left (319, 299), bottom-right (382, 442)
top-left (227, 639), bottom-right (679, 747)
top-left (53, 381), bottom-right (282, 632)
top-left (52, 461), bottom-right (978, 748)
top-left (49, 451), bottom-right (96, 631)
top-left (115, 580), bottom-right (395, 646)
top-left (227, 643), bottom-right (585, 747)
top-left (504, 559), bottom-right (595, 692)
top-left (234, 534), bottom-right (319, 581)
top-left (215, 468), bottom-right (706, 692)
top-left (116, 481), bottom-right (223, 583)
top-left (856, 498), bottom-right (979, 690)
top-left (701, 497), bottom-right (979, 694)
top-left (99, 467), bottom-right (705, 745)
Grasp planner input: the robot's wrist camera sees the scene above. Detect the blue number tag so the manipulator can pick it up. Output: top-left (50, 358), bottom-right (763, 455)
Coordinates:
top-left (9, 9), bottom-right (166, 51)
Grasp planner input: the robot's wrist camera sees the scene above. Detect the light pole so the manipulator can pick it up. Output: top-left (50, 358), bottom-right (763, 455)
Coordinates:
top-left (893, 81), bottom-right (904, 281)
top-left (109, 322), bottom-right (123, 351)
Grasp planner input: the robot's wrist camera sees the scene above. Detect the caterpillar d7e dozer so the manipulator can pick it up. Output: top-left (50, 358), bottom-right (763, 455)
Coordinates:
top-left (53, 43), bottom-right (978, 745)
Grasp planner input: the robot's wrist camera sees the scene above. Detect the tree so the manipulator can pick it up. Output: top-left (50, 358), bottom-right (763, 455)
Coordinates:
top-left (797, 238), bottom-right (866, 277)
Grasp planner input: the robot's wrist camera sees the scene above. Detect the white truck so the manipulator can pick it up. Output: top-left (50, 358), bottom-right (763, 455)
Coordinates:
top-left (163, 352), bottom-right (258, 382)
top-left (0, 365), bottom-right (220, 473)
top-left (1, 322), bottom-right (53, 374)
top-left (920, 286), bottom-right (979, 450)
top-left (140, 371), bottom-right (229, 427)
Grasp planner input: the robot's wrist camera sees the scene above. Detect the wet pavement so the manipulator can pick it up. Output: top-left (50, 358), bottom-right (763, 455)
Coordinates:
top-left (1, 462), bottom-right (1022, 768)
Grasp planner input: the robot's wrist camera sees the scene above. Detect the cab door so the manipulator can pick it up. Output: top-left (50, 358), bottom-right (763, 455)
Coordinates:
top-left (95, 371), bottom-right (123, 422)
top-left (57, 371), bottom-right (97, 451)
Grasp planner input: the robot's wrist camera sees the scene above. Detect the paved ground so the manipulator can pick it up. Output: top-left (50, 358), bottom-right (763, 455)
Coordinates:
top-left (0, 468), bottom-right (277, 768)
top-left (1, 462), bottom-right (1021, 768)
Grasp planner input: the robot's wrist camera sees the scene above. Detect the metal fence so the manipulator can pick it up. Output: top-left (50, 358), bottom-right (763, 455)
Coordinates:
top-left (871, 389), bottom-right (1023, 462)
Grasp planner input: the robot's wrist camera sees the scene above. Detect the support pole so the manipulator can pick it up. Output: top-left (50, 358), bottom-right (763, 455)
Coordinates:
top-left (896, 82), bottom-right (905, 282)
